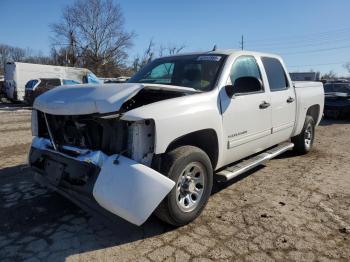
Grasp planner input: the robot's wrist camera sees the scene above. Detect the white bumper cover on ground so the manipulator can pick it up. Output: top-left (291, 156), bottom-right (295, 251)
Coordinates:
top-left (31, 137), bottom-right (175, 226)
top-left (93, 156), bottom-right (175, 226)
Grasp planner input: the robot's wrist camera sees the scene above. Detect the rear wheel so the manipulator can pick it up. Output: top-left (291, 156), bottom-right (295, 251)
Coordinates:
top-left (291, 116), bottom-right (315, 154)
top-left (155, 146), bottom-right (213, 226)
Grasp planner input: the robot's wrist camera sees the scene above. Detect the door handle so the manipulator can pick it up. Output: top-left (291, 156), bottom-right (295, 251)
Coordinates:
top-left (287, 97), bottom-right (295, 103)
top-left (259, 101), bottom-right (270, 109)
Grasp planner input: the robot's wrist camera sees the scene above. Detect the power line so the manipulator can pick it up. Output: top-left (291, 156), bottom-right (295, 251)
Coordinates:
top-left (247, 35), bottom-right (350, 50)
top-left (281, 45), bottom-right (350, 55)
top-left (288, 61), bottom-right (348, 68)
top-left (246, 27), bottom-right (350, 44)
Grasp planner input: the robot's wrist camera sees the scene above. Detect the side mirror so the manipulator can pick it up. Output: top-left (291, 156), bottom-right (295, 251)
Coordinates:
top-left (225, 76), bottom-right (263, 98)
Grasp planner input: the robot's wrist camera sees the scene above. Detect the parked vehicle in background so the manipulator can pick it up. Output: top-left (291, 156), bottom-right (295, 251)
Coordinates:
top-left (101, 76), bottom-right (131, 83)
top-left (4, 62), bottom-right (100, 102)
top-left (290, 72), bottom-right (321, 81)
top-left (24, 78), bottom-right (80, 105)
top-left (29, 50), bottom-right (324, 226)
top-left (323, 82), bottom-right (350, 118)
top-left (0, 75), bottom-right (4, 98)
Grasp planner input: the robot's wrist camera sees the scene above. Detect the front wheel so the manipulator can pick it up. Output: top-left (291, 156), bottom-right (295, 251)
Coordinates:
top-left (155, 146), bottom-right (213, 226)
top-left (291, 116), bottom-right (315, 155)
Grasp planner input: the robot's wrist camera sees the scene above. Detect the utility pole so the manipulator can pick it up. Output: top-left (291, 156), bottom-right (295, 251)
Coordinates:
top-left (240, 35), bottom-right (244, 50)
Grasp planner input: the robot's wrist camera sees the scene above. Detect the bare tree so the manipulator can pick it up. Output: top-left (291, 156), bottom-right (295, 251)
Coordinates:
top-left (132, 41), bottom-right (186, 73)
top-left (166, 43), bottom-right (186, 56)
top-left (322, 70), bottom-right (337, 80)
top-left (343, 62), bottom-right (350, 74)
top-left (51, 0), bottom-right (134, 76)
top-left (0, 44), bottom-right (28, 74)
top-left (9, 47), bottom-right (26, 62)
top-left (0, 44), bottom-right (11, 74)
top-left (159, 43), bottom-right (185, 57)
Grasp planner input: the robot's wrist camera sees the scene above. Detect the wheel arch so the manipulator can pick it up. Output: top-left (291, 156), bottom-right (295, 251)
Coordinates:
top-left (306, 104), bottom-right (321, 123)
top-left (165, 129), bottom-right (219, 169)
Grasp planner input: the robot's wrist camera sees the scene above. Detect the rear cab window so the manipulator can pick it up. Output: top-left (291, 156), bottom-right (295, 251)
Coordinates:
top-left (261, 57), bottom-right (289, 91)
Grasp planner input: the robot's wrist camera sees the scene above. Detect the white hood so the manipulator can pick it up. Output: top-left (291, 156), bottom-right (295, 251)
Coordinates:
top-left (33, 83), bottom-right (197, 115)
top-left (33, 83), bottom-right (144, 115)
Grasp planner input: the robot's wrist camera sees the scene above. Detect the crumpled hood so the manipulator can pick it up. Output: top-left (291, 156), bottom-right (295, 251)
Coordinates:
top-left (33, 83), bottom-right (197, 115)
top-left (33, 83), bottom-right (144, 115)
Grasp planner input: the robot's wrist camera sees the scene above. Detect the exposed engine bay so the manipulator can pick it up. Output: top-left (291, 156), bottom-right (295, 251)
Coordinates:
top-left (35, 88), bottom-right (188, 166)
top-left (37, 111), bottom-right (155, 165)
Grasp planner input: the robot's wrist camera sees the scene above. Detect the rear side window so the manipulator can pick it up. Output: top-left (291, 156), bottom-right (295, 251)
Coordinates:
top-left (262, 57), bottom-right (289, 91)
top-left (38, 79), bottom-right (61, 89)
top-left (47, 79), bottom-right (61, 86)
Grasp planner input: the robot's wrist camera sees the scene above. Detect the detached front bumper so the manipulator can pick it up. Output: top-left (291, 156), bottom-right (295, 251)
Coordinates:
top-left (28, 137), bottom-right (175, 226)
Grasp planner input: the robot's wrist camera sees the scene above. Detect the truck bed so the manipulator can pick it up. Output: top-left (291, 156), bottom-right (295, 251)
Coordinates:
top-left (292, 81), bottom-right (324, 136)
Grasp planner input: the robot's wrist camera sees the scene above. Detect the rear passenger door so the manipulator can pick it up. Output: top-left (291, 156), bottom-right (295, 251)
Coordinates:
top-left (261, 57), bottom-right (296, 143)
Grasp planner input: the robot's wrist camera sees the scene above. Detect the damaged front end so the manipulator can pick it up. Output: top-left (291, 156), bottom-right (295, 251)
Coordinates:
top-left (27, 84), bottom-right (192, 225)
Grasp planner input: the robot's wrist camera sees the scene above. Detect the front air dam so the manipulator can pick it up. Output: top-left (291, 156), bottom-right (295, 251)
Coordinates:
top-left (93, 155), bottom-right (175, 226)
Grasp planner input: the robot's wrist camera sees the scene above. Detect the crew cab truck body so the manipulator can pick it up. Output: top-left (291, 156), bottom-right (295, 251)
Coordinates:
top-left (28, 50), bottom-right (324, 226)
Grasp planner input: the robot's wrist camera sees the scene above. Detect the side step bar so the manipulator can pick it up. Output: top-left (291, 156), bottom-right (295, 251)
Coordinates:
top-left (216, 142), bottom-right (294, 182)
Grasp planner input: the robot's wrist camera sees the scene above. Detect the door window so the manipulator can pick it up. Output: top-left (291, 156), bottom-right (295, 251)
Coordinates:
top-left (229, 56), bottom-right (263, 94)
top-left (38, 79), bottom-right (61, 90)
top-left (262, 57), bottom-right (289, 91)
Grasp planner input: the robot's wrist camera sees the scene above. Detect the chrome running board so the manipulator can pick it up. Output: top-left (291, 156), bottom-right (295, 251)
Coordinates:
top-left (216, 142), bottom-right (294, 182)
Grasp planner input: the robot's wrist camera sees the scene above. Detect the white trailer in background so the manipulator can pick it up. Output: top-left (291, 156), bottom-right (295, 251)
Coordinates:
top-left (4, 62), bottom-right (100, 101)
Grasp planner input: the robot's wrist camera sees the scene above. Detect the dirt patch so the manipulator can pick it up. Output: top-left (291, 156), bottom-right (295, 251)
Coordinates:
top-left (0, 108), bottom-right (349, 261)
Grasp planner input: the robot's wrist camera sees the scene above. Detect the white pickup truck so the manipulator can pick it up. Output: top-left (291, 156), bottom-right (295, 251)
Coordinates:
top-left (29, 50), bottom-right (324, 226)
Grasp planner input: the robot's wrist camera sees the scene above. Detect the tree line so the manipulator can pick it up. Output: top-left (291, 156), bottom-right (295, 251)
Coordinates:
top-left (0, 0), bottom-right (185, 78)
top-left (2, 0), bottom-right (348, 79)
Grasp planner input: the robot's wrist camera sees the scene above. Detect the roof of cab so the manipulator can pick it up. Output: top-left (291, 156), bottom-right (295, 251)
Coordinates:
top-left (159, 49), bottom-right (283, 60)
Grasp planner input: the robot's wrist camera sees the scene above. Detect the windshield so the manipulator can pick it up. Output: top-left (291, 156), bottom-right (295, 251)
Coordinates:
top-left (25, 79), bottom-right (39, 90)
top-left (128, 54), bottom-right (227, 91)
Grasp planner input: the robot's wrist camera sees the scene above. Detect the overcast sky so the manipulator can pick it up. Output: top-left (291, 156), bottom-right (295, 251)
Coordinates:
top-left (1, 0), bottom-right (350, 75)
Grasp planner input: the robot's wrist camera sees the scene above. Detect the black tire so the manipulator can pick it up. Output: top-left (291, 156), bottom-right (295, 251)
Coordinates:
top-left (155, 146), bottom-right (213, 226)
top-left (291, 115), bottom-right (315, 155)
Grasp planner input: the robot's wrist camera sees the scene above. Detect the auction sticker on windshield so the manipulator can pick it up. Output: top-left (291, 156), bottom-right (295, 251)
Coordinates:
top-left (197, 56), bottom-right (222, 61)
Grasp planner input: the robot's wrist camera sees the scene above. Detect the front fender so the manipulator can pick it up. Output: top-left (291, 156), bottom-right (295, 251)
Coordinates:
top-left (121, 91), bottom-right (223, 155)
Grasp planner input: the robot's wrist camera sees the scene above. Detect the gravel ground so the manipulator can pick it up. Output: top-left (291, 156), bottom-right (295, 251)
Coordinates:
top-left (0, 105), bottom-right (349, 262)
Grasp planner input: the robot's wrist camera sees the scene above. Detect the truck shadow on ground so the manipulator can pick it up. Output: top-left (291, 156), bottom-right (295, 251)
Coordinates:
top-left (0, 165), bottom-right (173, 261)
top-left (0, 149), bottom-right (297, 261)
top-left (212, 166), bottom-right (264, 195)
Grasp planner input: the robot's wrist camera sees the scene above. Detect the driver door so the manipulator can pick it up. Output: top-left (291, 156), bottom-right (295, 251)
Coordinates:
top-left (220, 56), bottom-right (272, 166)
